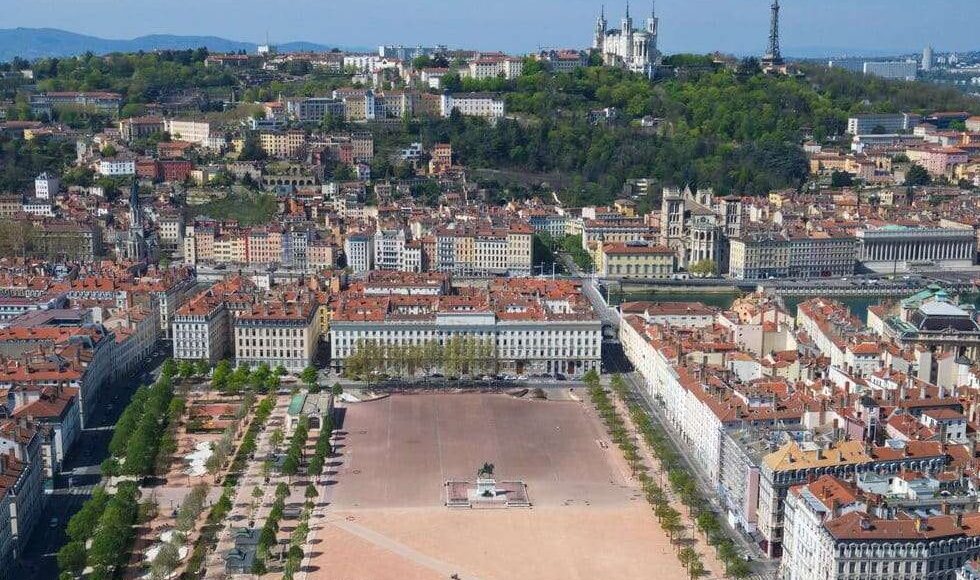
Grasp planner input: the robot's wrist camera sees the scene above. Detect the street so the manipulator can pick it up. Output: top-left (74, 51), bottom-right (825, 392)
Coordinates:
top-left (16, 342), bottom-right (171, 580)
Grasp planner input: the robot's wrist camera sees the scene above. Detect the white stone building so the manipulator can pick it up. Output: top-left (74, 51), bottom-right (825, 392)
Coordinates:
top-left (592, 5), bottom-right (662, 78)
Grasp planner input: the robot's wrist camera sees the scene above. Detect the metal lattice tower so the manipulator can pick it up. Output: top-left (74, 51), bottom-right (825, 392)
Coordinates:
top-left (765, 0), bottom-right (783, 65)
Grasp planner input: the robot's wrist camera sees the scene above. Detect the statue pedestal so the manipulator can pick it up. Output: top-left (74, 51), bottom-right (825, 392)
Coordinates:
top-left (446, 474), bottom-right (530, 509)
top-left (467, 477), bottom-right (507, 507)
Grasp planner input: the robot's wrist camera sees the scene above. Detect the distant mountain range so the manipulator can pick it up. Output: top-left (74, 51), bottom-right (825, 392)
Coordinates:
top-left (0, 28), bottom-right (368, 62)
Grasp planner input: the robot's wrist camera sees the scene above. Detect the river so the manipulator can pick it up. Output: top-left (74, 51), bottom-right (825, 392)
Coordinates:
top-left (605, 288), bottom-right (884, 322)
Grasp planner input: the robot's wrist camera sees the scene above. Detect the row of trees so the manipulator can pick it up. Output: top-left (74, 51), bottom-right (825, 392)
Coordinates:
top-left (204, 397), bottom-right (253, 478)
top-left (604, 373), bottom-right (753, 578)
top-left (587, 372), bottom-right (706, 579)
top-left (176, 359), bottom-right (211, 381)
top-left (559, 234), bottom-right (594, 272)
top-left (57, 481), bottom-right (140, 579)
top-left (145, 483), bottom-right (209, 579)
top-left (283, 501), bottom-right (314, 580)
top-left (104, 367), bottom-right (178, 477)
top-left (184, 395), bottom-right (274, 577)
top-left (252, 482), bottom-right (290, 575)
top-left (342, 336), bottom-right (497, 380)
top-left (307, 414), bottom-right (335, 479)
top-left (281, 416), bottom-right (310, 478)
top-left (212, 360), bottom-right (285, 394)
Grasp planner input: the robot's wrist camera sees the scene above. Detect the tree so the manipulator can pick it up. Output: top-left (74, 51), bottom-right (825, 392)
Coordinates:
top-left (195, 359), bottom-right (211, 377)
top-left (67, 486), bottom-right (109, 541)
top-left (150, 541), bottom-right (180, 580)
top-left (678, 546), bottom-right (698, 570)
top-left (305, 483), bottom-right (318, 500)
top-left (660, 508), bottom-right (683, 543)
top-left (830, 170), bottom-right (853, 188)
top-left (57, 541), bottom-right (87, 577)
top-left (308, 454), bottom-right (324, 478)
top-left (905, 163), bottom-right (931, 186)
top-left (331, 382), bottom-right (344, 397)
top-left (717, 539), bottom-right (739, 574)
top-left (687, 558), bottom-right (705, 580)
top-left (696, 511), bottom-right (720, 542)
top-left (727, 559), bottom-right (751, 579)
top-left (301, 365), bottom-right (319, 391)
top-left (688, 260), bottom-right (717, 278)
top-left (212, 359), bottom-right (232, 391)
top-left (239, 131), bottom-right (267, 161)
top-left (282, 453), bottom-right (299, 477)
top-left (177, 360), bottom-right (195, 381)
top-left (270, 428), bottom-right (284, 451)
top-left (229, 364), bottom-right (250, 393)
top-left (100, 457), bottom-right (120, 478)
top-left (160, 358), bottom-right (177, 380)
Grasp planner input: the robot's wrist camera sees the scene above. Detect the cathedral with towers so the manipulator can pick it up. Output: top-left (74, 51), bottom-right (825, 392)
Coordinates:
top-left (592, 3), bottom-right (662, 78)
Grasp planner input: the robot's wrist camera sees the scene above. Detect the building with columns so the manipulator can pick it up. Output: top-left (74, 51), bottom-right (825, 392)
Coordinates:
top-left (856, 225), bottom-right (976, 273)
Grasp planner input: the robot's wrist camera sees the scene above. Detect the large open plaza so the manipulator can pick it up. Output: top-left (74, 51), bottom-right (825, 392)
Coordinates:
top-left (312, 392), bottom-right (689, 579)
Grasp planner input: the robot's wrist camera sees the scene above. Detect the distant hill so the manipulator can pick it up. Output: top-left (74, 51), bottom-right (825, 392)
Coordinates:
top-left (0, 28), bottom-right (364, 62)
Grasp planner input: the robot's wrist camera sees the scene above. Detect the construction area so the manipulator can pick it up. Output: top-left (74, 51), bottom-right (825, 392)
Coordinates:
top-left (310, 391), bottom-right (690, 580)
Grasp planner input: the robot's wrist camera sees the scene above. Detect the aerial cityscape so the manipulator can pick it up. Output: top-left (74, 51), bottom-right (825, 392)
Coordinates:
top-left (0, 1), bottom-right (978, 579)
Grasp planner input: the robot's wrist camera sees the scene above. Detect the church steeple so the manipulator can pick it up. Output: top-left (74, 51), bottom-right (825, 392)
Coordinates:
top-left (622, 1), bottom-right (633, 34)
top-left (594, 5), bottom-right (607, 50)
top-left (128, 178), bottom-right (140, 228)
top-left (124, 178), bottom-right (147, 263)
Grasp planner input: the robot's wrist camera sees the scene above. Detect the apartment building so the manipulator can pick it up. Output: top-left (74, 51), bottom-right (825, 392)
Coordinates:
top-left (440, 93), bottom-right (506, 120)
top-left (729, 230), bottom-right (857, 279)
top-left (846, 113), bottom-right (919, 135)
top-left (10, 385), bottom-right (80, 479)
top-left (234, 302), bottom-right (320, 373)
top-left (0, 420), bottom-right (45, 557)
top-left (30, 91), bottom-right (122, 117)
top-left (258, 130), bottom-right (307, 158)
top-left (466, 57), bottom-right (524, 80)
top-left (330, 278), bottom-right (601, 377)
top-left (33, 173), bottom-right (59, 200)
top-left (172, 295), bottom-right (231, 365)
top-left (344, 232), bottom-right (374, 274)
top-left (374, 228), bottom-right (422, 272)
top-left (782, 474), bottom-right (980, 580)
top-left (163, 119), bottom-right (212, 145)
top-left (285, 97), bottom-right (345, 123)
top-left (597, 242), bottom-right (675, 279)
top-left (432, 221), bottom-right (533, 276)
top-left (758, 439), bottom-right (947, 557)
top-left (97, 158), bottom-right (136, 176)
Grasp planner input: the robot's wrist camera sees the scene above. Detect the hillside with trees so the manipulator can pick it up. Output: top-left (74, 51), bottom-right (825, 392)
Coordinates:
top-left (410, 59), bottom-right (980, 203)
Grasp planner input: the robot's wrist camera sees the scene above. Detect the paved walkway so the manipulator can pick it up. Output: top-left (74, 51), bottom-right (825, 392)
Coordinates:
top-left (604, 381), bottom-right (726, 577)
top-left (319, 514), bottom-right (482, 580)
top-left (205, 396), bottom-right (292, 579)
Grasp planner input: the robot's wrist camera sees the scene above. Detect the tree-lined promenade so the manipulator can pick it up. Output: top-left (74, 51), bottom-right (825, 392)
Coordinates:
top-left (585, 371), bottom-right (751, 579)
top-left (56, 355), bottom-right (338, 580)
top-left (342, 336), bottom-right (497, 380)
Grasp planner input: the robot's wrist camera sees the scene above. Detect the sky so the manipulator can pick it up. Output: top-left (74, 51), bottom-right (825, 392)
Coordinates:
top-left (1, 0), bottom-right (977, 57)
